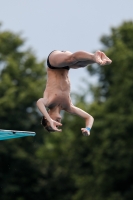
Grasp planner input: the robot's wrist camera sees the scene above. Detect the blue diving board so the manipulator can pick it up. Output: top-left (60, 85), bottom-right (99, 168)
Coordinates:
top-left (0, 129), bottom-right (36, 140)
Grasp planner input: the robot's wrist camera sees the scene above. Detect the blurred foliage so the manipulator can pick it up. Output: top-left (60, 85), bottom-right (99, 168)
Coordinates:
top-left (0, 21), bottom-right (133, 200)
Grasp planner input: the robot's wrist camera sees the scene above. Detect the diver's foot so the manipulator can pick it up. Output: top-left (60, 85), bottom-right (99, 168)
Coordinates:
top-left (94, 50), bottom-right (112, 65)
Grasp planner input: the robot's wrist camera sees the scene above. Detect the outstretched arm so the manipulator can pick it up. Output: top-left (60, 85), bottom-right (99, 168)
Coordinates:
top-left (67, 105), bottom-right (94, 136)
top-left (36, 98), bottom-right (62, 132)
top-left (48, 50), bottom-right (112, 69)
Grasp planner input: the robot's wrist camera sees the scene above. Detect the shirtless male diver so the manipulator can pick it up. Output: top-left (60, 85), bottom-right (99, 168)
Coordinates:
top-left (36, 50), bottom-right (112, 136)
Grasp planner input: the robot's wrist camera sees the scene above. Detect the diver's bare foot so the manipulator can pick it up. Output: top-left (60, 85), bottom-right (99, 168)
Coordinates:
top-left (94, 50), bottom-right (112, 65)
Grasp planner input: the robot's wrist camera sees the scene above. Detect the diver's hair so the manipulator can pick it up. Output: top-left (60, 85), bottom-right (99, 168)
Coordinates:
top-left (41, 117), bottom-right (55, 132)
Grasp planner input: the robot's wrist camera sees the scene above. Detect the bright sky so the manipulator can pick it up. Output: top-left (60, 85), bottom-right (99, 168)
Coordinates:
top-left (0, 0), bottom-right (133, 96)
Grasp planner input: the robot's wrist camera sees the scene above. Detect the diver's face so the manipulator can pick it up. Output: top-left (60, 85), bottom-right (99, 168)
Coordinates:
top-left (46, 113), bottom-right (62, 130)
top-left (48, 112), bottom-right (62, 123)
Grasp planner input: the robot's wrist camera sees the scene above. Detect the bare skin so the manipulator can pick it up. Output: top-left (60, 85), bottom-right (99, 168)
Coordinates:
top-left (36, 50), bottom-right (112, 136)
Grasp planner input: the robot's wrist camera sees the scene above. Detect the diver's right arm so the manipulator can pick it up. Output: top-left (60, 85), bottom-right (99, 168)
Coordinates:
top-left (36, 98), bottom-right (52, 122)
top-left (36, 98), bottom-right (62, 131)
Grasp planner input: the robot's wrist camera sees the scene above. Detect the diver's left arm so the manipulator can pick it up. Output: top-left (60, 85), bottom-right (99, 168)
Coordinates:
top-left (67, 105), bottom-right (94, 136)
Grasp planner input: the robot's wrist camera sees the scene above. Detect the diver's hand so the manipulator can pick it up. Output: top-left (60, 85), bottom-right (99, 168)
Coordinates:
top-left (81, 128), bottom-right (90, 136)
top-left (49, 119), bottom-right (62, 132)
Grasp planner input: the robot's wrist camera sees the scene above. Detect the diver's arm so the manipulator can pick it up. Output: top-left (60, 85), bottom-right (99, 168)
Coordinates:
top-left (36, 98), bottom-right (62, 131)
top-left (67, 105), bottom-right (94, 135)
top-left (36, 98), bottom-right (51, 122)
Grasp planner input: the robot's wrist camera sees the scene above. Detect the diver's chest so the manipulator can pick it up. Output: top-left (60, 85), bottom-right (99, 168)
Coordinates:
top-left (47, 93), bottom-right (71, 110)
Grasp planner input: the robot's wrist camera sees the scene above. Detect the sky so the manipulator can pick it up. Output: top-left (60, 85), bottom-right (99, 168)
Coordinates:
top-left (0, 0), bottom-right (133, 97)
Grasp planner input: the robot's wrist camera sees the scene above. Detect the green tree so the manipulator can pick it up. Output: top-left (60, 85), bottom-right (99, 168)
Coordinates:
top-left (0, 28), bottom-right (46, 131)
top-left (0, 25), bottom-right (47, 200)
top-left (71, 21), bottom-right (133, 200)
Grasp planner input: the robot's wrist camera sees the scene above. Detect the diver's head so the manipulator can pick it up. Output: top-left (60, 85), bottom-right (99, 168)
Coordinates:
top-left (41, 110), bottom-right (62, 132)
